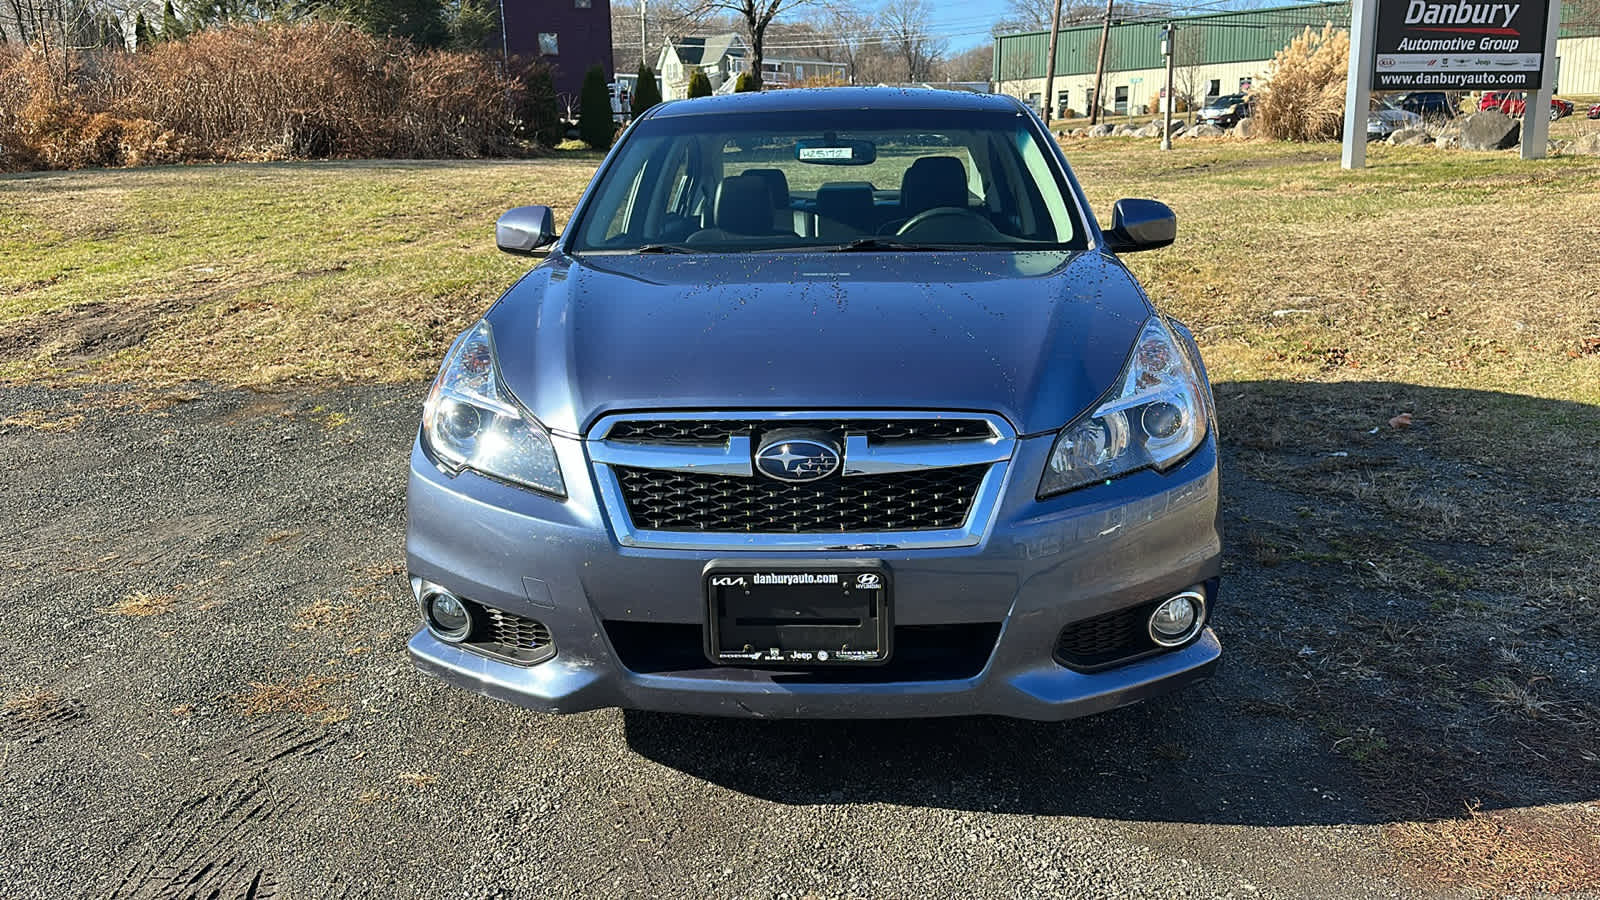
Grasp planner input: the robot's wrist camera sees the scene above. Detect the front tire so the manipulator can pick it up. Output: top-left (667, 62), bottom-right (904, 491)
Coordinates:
top-left (1549, 106), bottom-right (1561, 121)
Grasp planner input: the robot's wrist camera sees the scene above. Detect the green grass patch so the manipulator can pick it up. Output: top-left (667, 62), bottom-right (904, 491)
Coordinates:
top-left (1, 143), bottom-right (1597, 397)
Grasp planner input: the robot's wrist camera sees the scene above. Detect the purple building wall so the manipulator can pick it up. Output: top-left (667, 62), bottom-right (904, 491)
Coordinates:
top-left (503, 0), bottom-right (615, 102)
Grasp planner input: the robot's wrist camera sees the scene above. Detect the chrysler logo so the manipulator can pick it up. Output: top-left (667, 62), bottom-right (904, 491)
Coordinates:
top-left (754, 437), bottom-right (841, 482)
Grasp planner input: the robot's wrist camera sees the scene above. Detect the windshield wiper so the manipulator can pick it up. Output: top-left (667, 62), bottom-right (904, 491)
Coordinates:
top-left (824, 237), bottom-right (968, 252)
top-left (635, 243), bottom-right (696, 254)
top-left (824, 237), bottom-right (1011, 253)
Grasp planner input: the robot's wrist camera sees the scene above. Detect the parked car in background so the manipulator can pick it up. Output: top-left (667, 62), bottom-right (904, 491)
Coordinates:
top-left (1391, 91), bottom-right (1457, 121)
top-left (1588, 102), bottom-right (1600, 120)
top-left (1479, 91), bottom-right (1574, 121)
top-left (1198, 94), bottom-right (1250, 128)
top-left (406, 88), bottom-right (1222, 722)
top-left (1368, 97), bottom-right (1424, 139)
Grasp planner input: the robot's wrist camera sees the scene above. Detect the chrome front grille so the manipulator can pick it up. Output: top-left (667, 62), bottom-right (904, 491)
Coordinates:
top-left (615, 465), bottom-right (988, 533)
top-left (587, 411), bottom-right (1016, 550)
top-left (605, 418), bottom-right (996, 445)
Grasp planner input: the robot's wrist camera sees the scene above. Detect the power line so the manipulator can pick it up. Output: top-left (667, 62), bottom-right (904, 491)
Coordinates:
top-left (610, 12), bottom-right (1006, 50)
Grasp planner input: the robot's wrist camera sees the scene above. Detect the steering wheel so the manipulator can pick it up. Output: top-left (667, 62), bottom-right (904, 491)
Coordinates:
top-left (895, 206), bottom-right (1002, 242)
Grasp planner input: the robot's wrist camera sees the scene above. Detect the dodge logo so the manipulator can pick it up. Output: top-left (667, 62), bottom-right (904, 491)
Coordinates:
top-left (754, 437), bottom-right (841, 482)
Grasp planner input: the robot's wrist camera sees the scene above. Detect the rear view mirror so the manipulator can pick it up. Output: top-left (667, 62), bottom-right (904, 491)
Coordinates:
top-left (1103, 198), bottom-right (1176, 253)
top-left (496, 206), bottom-right (557, 255)
top-left (794, 138), bottom-right (877, 166)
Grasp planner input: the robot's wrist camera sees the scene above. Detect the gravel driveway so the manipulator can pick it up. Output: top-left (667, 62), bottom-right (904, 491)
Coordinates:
top-left (2, 381), bottom-right (1593, 899)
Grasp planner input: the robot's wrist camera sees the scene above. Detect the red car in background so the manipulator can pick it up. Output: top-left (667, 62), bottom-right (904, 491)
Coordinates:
top-left (1589, 103), bottom-right (1600, 120)
top-left (1480, 91), bottom-right (1574, 120)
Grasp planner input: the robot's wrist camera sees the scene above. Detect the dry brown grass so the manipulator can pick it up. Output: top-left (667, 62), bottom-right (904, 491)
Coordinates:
top-left (396, 772), bottom-right (439, 789)
top-left (2, 691), bottom-right (66, 720)
top-left (290, 598), bottom-right (359, 633)
top-left (0, 23), bottom-right (524, 172)
top-left (1387, 803), bottom-right (1600, 894)
top-left (233, 673), bottom-right (342, 719)
top-left (0, 409), bottom-right (83, 431)
top-left (103, 591), bottom-right (175, 617)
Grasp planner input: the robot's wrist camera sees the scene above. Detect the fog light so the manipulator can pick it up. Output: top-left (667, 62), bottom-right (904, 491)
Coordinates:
top-left (424, 589), bottom-right (474, 643)
top-left (1148, 591), bottom-right (1204, 647)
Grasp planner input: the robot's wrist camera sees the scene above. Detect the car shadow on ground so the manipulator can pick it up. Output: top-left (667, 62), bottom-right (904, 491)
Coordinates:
top-left (622, 381), bottom-right (1600, 828)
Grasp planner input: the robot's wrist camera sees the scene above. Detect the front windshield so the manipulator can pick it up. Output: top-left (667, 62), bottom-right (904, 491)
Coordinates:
top-left (569, 106), bottom-right (1086, 253)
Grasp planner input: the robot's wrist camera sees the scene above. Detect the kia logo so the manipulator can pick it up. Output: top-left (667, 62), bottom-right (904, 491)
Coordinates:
top-left (754, 437), bottom-right (841, 482)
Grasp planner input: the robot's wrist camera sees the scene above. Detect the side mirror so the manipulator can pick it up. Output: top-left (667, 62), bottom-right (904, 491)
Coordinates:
top-left (496, 206), bottom-right (558, 255)
top-left (1103, 198), bottom-right (1176, 254)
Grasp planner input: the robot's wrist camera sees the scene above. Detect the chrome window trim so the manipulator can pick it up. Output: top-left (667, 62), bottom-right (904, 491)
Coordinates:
top-left (584, 411), bottom-right (1016, 551)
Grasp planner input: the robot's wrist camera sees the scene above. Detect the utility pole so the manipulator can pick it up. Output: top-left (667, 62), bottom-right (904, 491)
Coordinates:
top-left (1088, 0), bottom-right (1114, 126)
top-left (640, 0), bottom-right (648, 66)
top-left (498, 0), bottom-right (508, 63)
top-left (1161, 23), bottom-right (1175, 150)
top-left (1042, 0), bottom-right (1064, 125)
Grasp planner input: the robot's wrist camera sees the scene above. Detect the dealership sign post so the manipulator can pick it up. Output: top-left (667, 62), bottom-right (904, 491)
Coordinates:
top-left (1342, 0), bottom-right (1560, 166)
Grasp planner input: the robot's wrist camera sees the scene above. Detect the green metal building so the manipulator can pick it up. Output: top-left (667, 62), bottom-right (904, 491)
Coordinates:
top-left (992, 1), bottom-right (1600, 115)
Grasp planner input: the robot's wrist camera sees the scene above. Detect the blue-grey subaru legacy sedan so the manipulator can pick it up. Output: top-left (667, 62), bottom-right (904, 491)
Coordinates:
top-left (405, 87), bottom-right (1221, 720)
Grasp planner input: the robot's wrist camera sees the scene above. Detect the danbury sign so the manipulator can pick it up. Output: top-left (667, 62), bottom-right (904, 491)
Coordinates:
top-left (1373, 0), bottom-right (1550, 89)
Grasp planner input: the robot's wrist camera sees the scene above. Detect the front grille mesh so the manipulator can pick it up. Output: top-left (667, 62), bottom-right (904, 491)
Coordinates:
top-left (1054, 603), bottom-right (1168, 671)
top-left (469, 606), bottom-right (554, 664)
top-left (605, 418), bottom-right (994, 445)
top-left (486, 608), bottom-right (552, 651)
top-left (616, 465), bottom-right (987, 533)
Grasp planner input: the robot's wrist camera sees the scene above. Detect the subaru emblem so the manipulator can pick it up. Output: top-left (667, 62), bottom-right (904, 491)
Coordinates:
top-left (754, 436), bottom-right (841, 483)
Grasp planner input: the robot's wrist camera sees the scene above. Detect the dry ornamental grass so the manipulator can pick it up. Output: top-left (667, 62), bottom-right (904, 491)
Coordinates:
top-left (1251, 25), bottom-right (1351, 142)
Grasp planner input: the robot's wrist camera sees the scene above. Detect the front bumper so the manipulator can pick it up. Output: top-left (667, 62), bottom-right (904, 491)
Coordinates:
top-left (405, 430), bottom-right (1223, 721)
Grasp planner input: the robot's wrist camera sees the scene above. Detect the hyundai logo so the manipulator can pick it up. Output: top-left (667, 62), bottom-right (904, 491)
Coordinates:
top-left (754, 437), bottom-right (841, 482)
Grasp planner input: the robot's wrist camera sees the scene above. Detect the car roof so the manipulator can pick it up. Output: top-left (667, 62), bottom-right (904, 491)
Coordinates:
top-left (647, 87), bottom-right (1023, 118)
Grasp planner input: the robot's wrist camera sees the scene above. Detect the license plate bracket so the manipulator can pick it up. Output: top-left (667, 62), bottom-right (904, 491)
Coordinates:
top-left (704, 561), bottom-right (890, 666)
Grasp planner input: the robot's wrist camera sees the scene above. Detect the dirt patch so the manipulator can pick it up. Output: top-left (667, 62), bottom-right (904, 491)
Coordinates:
top-left (0, 298), bottom-right (181, 366)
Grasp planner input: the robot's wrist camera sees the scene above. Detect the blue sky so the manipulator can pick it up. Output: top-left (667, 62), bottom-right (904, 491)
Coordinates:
top-left (930, 0), bottom-right (1018, 52)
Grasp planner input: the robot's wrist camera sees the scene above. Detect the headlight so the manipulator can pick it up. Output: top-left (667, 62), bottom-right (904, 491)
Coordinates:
top-left (1039, 317), bottom-right (1208, 498)
top-left (421, 320), bottom-right (565, 497)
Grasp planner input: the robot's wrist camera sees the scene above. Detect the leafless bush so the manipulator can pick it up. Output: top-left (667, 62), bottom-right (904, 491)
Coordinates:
top-left (1251, 24), bottom-right (1350, 142)
top-left (0, 22), bottom-right (526, 171)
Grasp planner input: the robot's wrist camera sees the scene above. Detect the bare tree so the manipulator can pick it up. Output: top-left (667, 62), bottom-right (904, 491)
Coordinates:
top-left (686, 0), bottom-right (813, 90)
top-left (993, 0), bottom-right (1100, 35)
top-left (804, 1), bottom-right (870, 83)
top-left (878, 0), bottom-right (942, 82)
top-left (939, 42), bottom-right (992, 83)
top-left (1, 0), bottom-right (120, 92)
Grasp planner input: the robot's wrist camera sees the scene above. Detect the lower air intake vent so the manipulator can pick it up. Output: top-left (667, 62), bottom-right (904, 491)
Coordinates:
top-left (474, 606), bottom-right (554, 665)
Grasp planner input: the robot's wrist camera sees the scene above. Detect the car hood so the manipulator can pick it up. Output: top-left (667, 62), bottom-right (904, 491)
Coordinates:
top-left (485, 250), bottom-right (1153, 437)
